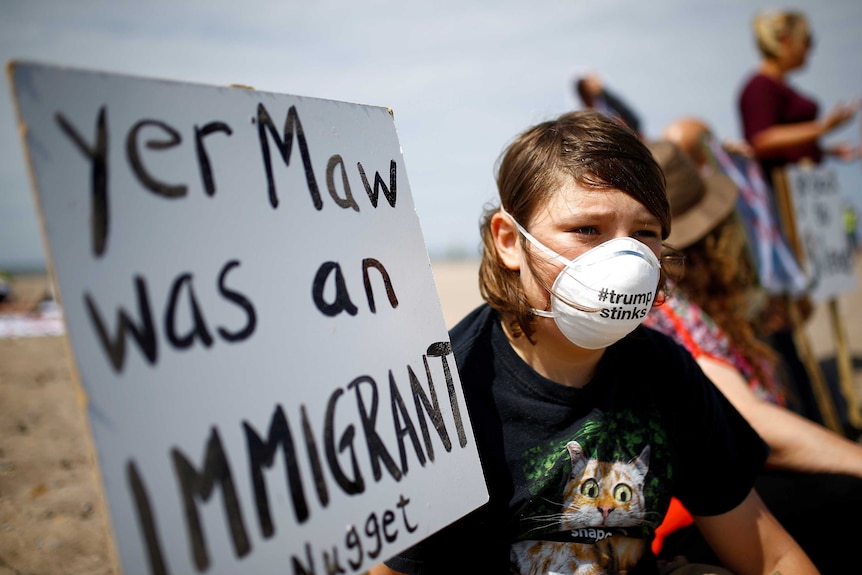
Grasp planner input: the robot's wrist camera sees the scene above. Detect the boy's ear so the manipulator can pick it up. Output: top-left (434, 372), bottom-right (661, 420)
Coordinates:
top-left (491, 210), bottom-right (522, 271)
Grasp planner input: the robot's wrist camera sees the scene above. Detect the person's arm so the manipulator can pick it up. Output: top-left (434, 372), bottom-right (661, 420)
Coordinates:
top-left (749, 101), bottom-right (857, 159)
top-left (697, 356), bottom-right (862, 477)
top-left (696, 489), bottom-right (819, 575)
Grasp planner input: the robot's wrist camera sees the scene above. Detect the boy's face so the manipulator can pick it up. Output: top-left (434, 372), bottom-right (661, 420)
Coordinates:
top-left (499, 181), bottom-right (662, 338)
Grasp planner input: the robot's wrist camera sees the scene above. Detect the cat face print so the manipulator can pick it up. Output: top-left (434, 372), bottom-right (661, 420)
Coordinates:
top-left (510, 441), bottom-right (652, 575)
top-left (560, 440), bottom-right (651, 530)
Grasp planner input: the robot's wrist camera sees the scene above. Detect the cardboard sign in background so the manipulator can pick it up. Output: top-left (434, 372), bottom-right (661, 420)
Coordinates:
top-left (8, 61), bottom-right (488, 575)
top-left (786, 165), bottom-right (857, 302)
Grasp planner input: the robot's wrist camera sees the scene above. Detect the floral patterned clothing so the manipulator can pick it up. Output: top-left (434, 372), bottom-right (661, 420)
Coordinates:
top-left (645, 288), bottom-right (786, 407)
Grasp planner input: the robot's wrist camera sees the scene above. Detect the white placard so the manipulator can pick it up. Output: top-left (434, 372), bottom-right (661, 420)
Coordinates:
top-left (786, 164), bottom-right (857, 302)
top-left (8, 61), bottom-right (488, 575)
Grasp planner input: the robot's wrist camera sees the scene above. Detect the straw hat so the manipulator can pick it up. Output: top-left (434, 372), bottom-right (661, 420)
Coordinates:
top-left (647, 140), bottom-right (739, 249)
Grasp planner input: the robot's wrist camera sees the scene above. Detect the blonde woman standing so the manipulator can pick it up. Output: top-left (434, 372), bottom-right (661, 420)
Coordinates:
top-left (739, 9), bottom-right (857, 181)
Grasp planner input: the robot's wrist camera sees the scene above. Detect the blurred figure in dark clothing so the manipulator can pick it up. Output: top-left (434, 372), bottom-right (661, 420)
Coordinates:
top-left (574, 72), bottom-right (643, 137)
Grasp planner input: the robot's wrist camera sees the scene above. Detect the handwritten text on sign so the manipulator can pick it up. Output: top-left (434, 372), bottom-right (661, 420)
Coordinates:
top-left (8, 62), bottom-right (488, 575)
top-left (786, 165), bottom-right (856, 302)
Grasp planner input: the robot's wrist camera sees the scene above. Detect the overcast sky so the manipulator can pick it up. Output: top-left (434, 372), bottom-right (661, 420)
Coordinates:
top-left (2, 0), bottom-right (861, 270)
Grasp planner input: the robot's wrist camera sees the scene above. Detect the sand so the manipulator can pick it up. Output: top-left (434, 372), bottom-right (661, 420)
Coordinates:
top-left (1, 259), bottom-right (860, 575)
top-left (0, 273), bottom-right (116, 575)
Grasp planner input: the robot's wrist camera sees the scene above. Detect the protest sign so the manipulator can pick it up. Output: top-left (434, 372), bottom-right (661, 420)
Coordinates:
top-left (8, 61), bottom-right (488, 575)
top-left (785, 164), bottom-right (856, 302)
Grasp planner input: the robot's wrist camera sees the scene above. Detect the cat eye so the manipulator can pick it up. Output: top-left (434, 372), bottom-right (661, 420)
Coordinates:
top-left (580, 478), bottom-right (599, 499)
top-left (614, 484), bottom-right (633, 503)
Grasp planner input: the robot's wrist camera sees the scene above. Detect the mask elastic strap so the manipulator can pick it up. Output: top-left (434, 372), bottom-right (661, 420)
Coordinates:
top-left (531, 309), bottom-right (556, 318)
top-left (499, 207), bottom-right (568, 265)
top-left (499, 207), bottom-right (601, 315)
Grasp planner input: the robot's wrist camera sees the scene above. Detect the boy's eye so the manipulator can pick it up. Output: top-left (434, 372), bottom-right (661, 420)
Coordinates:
top-left (571, 226), bottom-right (599, 236)
top-left (633, 229), bottom-right (659, 239)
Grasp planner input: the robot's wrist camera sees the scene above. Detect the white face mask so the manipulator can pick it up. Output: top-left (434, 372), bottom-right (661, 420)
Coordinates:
top-left (505, 210), bottom-right (661, 350)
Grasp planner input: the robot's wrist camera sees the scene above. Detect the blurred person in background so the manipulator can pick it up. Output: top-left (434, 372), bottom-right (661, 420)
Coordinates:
top-left (737, 8), bottom-right (860, 435)
top-left (646, 138), bottom-right (862, 574)
top-left (574, 71), bottom-right (643, 138)
top-left (739, 9), bottom-right (858, 181)
top-left (662, 116), bottom-right (822, 422)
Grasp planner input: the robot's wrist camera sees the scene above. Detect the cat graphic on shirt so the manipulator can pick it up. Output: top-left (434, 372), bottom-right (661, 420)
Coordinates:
top-left (511, 440), bottom-right (651, 575)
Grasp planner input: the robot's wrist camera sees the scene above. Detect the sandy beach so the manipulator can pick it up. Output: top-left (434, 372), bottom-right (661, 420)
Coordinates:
top-left (1, 258), bottom-right (861, 575)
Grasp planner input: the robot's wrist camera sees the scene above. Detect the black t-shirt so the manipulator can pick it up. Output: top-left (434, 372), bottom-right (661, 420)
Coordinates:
top-left (386, 304), bottom-right (768, 574)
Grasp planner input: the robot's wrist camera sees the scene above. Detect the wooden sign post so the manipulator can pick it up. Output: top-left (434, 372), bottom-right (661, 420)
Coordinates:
top-left (8, 61), bottom-right (489, 575)
top-left (773, 163), bottom-right (861, 432)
